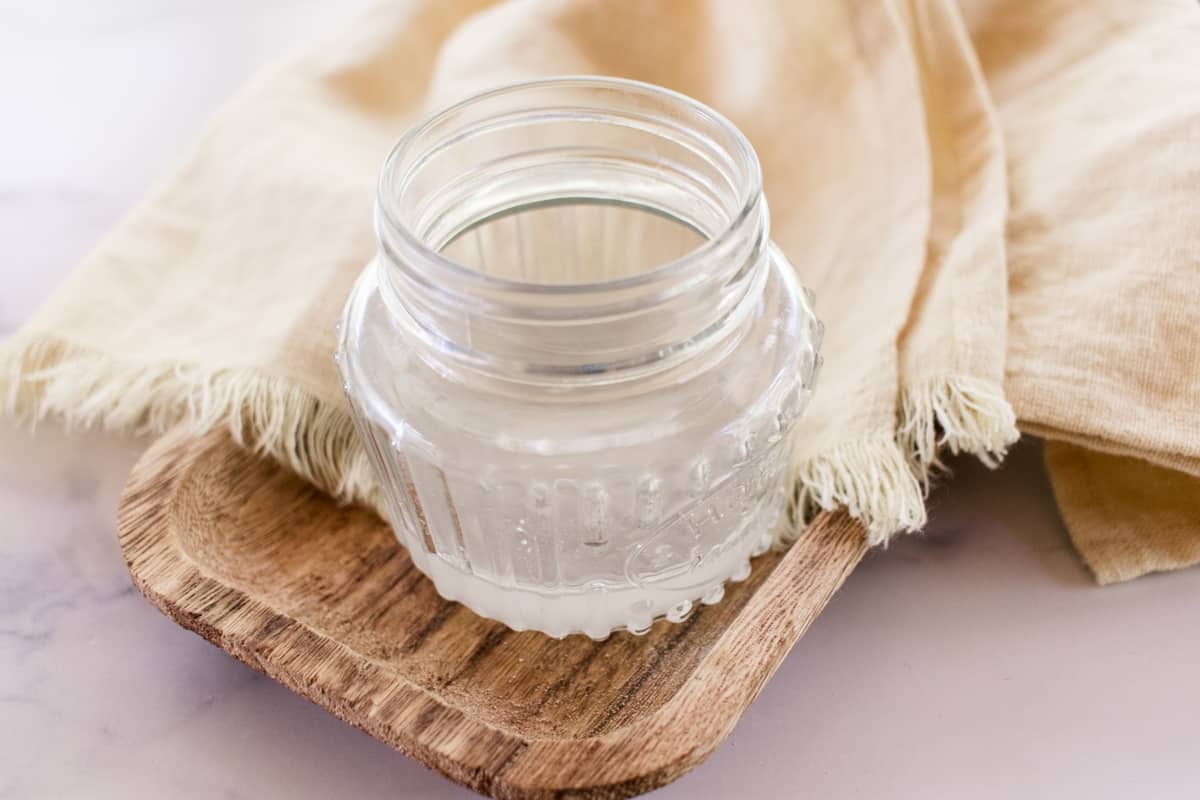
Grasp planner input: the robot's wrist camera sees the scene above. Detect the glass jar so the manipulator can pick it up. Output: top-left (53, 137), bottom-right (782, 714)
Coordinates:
top-left (337, 77), bottom-right (821, 639)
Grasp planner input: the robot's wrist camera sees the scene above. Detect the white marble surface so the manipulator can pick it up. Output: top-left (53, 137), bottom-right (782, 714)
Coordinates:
top-left (2, 3), bottom-right (1199, 798)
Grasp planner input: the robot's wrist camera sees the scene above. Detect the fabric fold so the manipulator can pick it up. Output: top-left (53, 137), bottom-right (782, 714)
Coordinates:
top-left (964, 0), bottom-right (1200, 580)
top-left (1045, 443), bottom-right (1200, 584)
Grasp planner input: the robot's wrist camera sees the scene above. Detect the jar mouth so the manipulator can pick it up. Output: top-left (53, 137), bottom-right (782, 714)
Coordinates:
top-left (373, 76), bottom-right (771, 381)
top-left (377, 76), bottom-right (763, 300)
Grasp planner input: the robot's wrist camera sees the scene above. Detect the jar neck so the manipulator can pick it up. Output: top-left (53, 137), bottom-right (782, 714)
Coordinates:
top-left (374, 77), bottom-right (769, 387)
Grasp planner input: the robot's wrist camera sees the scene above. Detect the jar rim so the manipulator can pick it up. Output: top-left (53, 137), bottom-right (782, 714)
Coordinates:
top-left (375, 75), bottom-right (764, 299)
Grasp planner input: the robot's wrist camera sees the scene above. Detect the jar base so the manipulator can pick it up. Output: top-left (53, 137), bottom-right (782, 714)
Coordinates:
top-left (405, 521), bottom-right (770, 640)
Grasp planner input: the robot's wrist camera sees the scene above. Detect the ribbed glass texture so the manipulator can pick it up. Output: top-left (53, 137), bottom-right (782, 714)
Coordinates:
top-left (337, 77), bottom-right (822, 638)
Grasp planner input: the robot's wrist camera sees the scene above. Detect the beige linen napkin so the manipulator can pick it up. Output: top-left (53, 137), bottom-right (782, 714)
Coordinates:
top-left (3, 0), bottom-right (1197, 582)
top-left (963, 0), bottom-right (1200, 581)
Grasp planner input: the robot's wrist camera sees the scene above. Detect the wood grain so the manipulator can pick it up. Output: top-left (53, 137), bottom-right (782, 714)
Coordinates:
top-left (118, 426), bottom-right (866, 799)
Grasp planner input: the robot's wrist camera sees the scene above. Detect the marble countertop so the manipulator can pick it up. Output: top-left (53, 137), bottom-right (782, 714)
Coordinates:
top-left (3, 3), bottom-right (1199, 798)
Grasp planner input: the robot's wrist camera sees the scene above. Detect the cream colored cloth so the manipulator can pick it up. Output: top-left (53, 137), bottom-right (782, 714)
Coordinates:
top-left (3, 0), bottom-right (1198, 582)
top-left (960, 0), bottom-right (1200, 581)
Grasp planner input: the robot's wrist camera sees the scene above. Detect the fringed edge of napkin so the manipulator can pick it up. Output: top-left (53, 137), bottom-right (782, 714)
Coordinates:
top-left (787, 432), bottom-right (927, 546)
top-left (4, 334), bottom-right (1017, 548)
top-left (0, 333), bottom-right (379, 513)
top-left (785, 375), bottom-right (1017, 546)
top-left (899, 375), bottom-right (1019, 477)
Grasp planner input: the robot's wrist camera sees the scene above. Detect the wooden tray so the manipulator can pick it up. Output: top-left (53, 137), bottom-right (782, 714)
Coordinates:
top-left (118, 426), bottom-right (865, 799)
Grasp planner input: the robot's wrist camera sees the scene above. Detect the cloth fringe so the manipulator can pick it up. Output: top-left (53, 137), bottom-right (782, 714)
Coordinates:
top-left (898, 375), bottom-right (1019, 477)
top-left (784, 433), bottom-right (927, 547)
top-left (0, 333), bottom-right (377, 510)
top-left (783, 375), bottom-right (1018, 546)
top-left (4, 335), bottom-right (1017, 548)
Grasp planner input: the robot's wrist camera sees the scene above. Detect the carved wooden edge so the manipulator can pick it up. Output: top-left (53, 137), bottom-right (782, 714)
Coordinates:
top-left (118, 426), bottom-right (867, 799)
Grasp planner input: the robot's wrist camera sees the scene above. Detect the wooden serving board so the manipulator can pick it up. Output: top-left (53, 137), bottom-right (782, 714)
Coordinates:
top-left (118, 426), bottom-right (866, 799)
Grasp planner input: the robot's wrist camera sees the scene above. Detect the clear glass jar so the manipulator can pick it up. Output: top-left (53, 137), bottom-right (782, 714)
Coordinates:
top-left (337, 77), bottom-right (821, 639)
